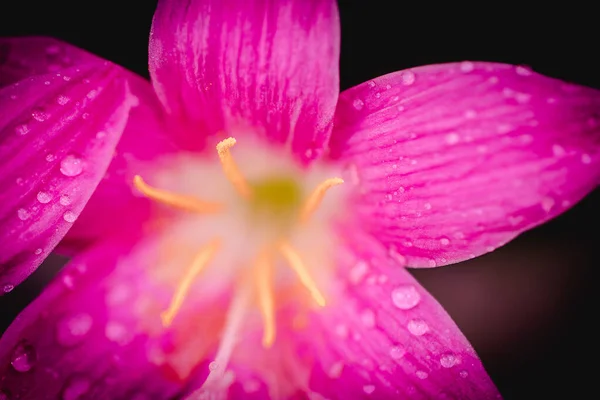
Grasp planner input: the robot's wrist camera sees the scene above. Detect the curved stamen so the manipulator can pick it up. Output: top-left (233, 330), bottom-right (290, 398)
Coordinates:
top-left (133, 175), bottom-right (222, 214)
top-left (216, 137), bottom-right (252, 199)
top-left (299, 177), bottom-right (344, 223)
top-left (278, 241), bottom-right (326, 307)
top-left (161, 239), bottom-right (221, 326)
top-left (255, 249), bottom-right (276, 347)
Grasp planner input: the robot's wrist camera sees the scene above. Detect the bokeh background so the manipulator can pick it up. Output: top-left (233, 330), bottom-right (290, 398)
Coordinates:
top-left (1, 1), bottom-right (598, 399)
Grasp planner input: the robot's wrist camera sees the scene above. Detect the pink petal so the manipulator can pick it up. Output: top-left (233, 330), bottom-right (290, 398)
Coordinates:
top-left (0, 37), bottom-right (99, 88)
top-left (329, 62), bottom-right (600, 268)
top-left (0, 64), bottom-right (137, 291)
top-left (60, 74), bottom-right (176, 252)
top-left (0, 238), bottom-right (183, 399)
top-left (302, 230), bottom-right (500, 399)
top-left (149, 0), bottom-right (340, 162)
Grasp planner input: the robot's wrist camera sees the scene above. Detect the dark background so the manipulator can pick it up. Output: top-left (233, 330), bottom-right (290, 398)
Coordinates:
top-left (1, 1), bottom-right (598, 399)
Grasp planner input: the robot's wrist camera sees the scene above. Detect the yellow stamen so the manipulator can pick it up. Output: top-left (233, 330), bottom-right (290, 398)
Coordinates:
top-left (278, 241), bottom-right (326, 307)
top-left (216, 137), bottom-right (252, 199)
top-left (299, 177), bottom-right (344, 223)
top-left (133, 175), bottom-right (222, 214)
top-left (161, 239), bottom-right (221, 326)
top-left (255, 250), bottom-right (276, 348)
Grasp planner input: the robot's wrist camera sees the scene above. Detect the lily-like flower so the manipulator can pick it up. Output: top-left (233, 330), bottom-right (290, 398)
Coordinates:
top-left (1, 0), bottom-right (599, 398)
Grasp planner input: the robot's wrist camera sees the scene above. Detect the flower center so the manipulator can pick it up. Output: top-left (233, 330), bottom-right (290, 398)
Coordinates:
top-left (133, 137), bottom-right (343, 349)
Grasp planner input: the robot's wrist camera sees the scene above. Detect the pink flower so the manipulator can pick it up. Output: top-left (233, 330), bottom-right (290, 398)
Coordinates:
top-left (1, 0), bottom-right (599, 398)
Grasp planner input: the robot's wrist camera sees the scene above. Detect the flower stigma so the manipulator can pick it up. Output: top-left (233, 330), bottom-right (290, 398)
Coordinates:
top-left (133, 137), bottom-right (344, 351)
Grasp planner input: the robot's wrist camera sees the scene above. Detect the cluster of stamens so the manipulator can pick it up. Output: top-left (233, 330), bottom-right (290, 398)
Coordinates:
top-left (133, 137), bottom-right (343, 348)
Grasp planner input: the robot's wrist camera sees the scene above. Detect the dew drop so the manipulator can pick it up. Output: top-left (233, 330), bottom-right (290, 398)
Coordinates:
top-left (105, 321), bottom-right (130, 345)
top-left (37, 191), bottom-right (52, 204)
top-left (34, 248), bottom-right (43, 255)
top-left (46, 153), bottom-right (56, 162)
top-left (86, 89), bottom-right (98, 99)
top-left (416, 370), bottom-right (428, 379)
top-left (423, 202), bottom-right (432, 210)
top-left (439, 237), bottom-right (450, 246)
top-left (515, 65), bottom-right (532, 76)
top-left (56, 313), bottom-right (93, 347)
top-left (60, 195), bottom-right (71, 206)
top-left (352, 99), bottom-right (364, 110)
top-left (62, 274), bottom-right (75, 289)
top-left (96, 130), bottom-right (107, 139)
top-left (407, 319), bottom-right (429, 336)
top-left (360, 309), bottom-right (376, 328)
top-left (427, 258), bottom-right (437, 267)
top-left (401, 71), bottom-right (415, 85)
top-left (60, 155), bottom-right (83, 177)
top-left (541, 197), bottom-right (555, 212)
top-left (17, 208), bottom-right (30, 221)
top-left (459, 370), bottom-right (469, 378)
top-left (327, 361), bottom-right (344, 378)
top-left (3, 284), bottom-right (14, 293)
top-left (10, 341), bottom-right (36, 372)
top-left (440, 353), bottom-right (460, 368)
top-left (391, 285), bottom-right (421, 310)
top-left (367, 81), bottom-right (376, 88)
top-left (552, 144), bottom-right (565, 157)
top-left (61, 376), bottom-right (91, 400)
top-left (15, 124), bottom-right (30, 135)
top-left (63, 211), bottom-right (77, 223)
top-left (362, 385), bottom-right (375, 394)
top-left (57, 95), bottom-right (70, 105)
top-left (459, 61), bottom-right (474, 73)
top-left (389, 346), bottom-right (406, 360)
top-left (581, 153), bottom-right (592, 164)
top-left (208, 361), bottom-right (218, 371)
top-left (349, 260), bottom-right (369, 284)
top-left (31, 109), bottom-right (49, 122)
top-left (445, 133), bottom-right (460, 145)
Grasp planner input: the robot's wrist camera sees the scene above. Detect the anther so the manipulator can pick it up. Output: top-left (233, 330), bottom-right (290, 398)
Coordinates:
top-left (278, 241), bottom-right (326, 306)
top-left (133, 175), bottom-right (222, 214)
top-left (299, 177), bottom-right (344, 223)
top-left (216, 137), bottom-right (252, 199)
top-left (161, 239), bottom-right (221, 326)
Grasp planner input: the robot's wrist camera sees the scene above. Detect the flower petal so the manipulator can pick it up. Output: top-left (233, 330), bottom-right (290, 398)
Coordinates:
top-left (0, 36), bottom-right (98, 88)
top-left (303, 230), bottom-right (500, 399)
top-left (149, 0), bottom-right (340, 162)
top-left (0, 64), bottom-right (136, 290)
top-left (329, 62), bottom-right (600, 267)
top-left (0, 238), bottom-right (183, 399)
top-left (60, 74), bottom-right (177, 252)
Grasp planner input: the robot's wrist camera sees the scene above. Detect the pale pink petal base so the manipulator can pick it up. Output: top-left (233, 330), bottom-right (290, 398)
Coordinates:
top-left (329, 62), bottom-right (600, 267)
top-left (0, 238), bottom-right (183, 399)
top-left (149, 0), bottom-right (340, 162)
top-left (0, 65), bottom-right (137, 290)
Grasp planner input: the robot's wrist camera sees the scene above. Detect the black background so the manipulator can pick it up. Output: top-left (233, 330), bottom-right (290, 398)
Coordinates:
top-left (1, 1), bottom-right (598, 399)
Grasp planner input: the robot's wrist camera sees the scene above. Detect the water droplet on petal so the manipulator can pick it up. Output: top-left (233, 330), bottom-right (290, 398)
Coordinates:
top-left (439, 237), bottom-right (450, 246)
top-left (34, 248), bottom-right (43, 255)
top-left (407, 319), bottom-right (429, 336)
top-left (15, 124), bottom-right (30, 135)
top-left (208, 361), bottom-right (218, 371)
top-left (10, 341), bottom-right (36, 372)
top-left (60, 155), bottom-right (83, 177)
top-left (349, 260), bottom-right (369, 284)
top-left (401, 71), bottom-right (415, 85)
top-left (459, 370), bottom-right (469, 378)
top-left (460, 61), bottom-right (474, 73)
top-left (327, 361), bottom-right (344, 378)
top-left (367, 81), bottom-right (376, 88)
top-left (581, 153), bottom-right (592, 164)
top-left (105, 321), bottom-right (131, 345)
top-left (61, 376), bottom-right (91, 400)
top-left (391, 285), bottom-right (421, 310)
top-left (37, 191), bottom-right (52, 204)
top-left (445, 133), bottom-right (459, 145)
top-left (352, 99), bottom-right (364, 110)
top-left (3, 284), bottom-right (14, 293)
top-left (541, 197), bottom-right (555, 212)
top-left (389, 346), bottom-right (406, 360)
top-left (57, 95), bottom-right (70, 105)
top-left (56, 313), bottom-right (93, 347)
top-left (45, 153), bottom-right (56, 162)
top-left (31, 108), bottom-right (49, 122)
top-left (362, 385), bottom-right (375, 394)
top-left (60, 195), bottom-right (71, 206)
top-left (552, 144), bottom-right (565, 157)
top-left (360, 309), bottom-right (376, 328)
top-left (427, 258), bottom-right (437, 267)
top-left (416, 370), bottom-right (428, 379)
top-left (440, 353), bottom-right (460, 368)
top-left (17, 208), bottom-right (30, 221)
top-left (515, 65), bottom-right (533, 76)
top-left (63, 211), bottom-right (77, 223)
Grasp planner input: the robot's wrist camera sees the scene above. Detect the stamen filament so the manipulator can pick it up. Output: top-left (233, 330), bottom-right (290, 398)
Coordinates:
top-left (161, 239), bottom-right (221, 326)
top-left (133, 175), bottom-right (222, 214)
top-left (278, 241), bottom-right (326, 307)
top-left (255, 250), bottom-right (276, 348)
top-left (299, 177), bottom-right (344, 223)
top-left (216, 137), bottom-right (252, 199)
